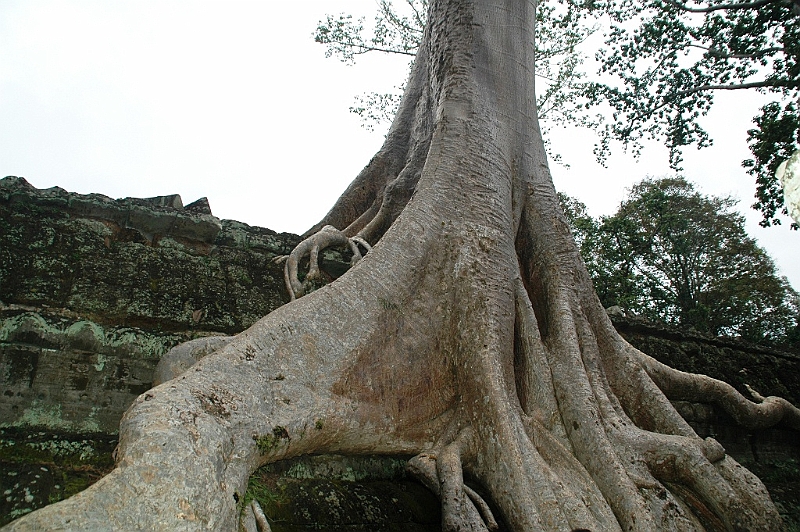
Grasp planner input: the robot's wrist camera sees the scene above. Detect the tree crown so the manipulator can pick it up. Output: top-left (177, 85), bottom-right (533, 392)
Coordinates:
top-left (562, 177), bottom-right (800, 344)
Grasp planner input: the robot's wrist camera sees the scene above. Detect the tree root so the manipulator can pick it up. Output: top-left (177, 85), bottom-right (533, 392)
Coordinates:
top-left (407, 435), bottom-right (500, 532)
top-left (251, 500), bottom-right (272, 532)
top-left (634, 349), bottom-right (800, 430)
top-left (515, 236), bottom-right (787, 530)
top-left (153, 335), bottom-right (232, 385)
top-left (241, 500), bottom-right (272, 532)
top-left (275, 225), bottom-right (371, 300)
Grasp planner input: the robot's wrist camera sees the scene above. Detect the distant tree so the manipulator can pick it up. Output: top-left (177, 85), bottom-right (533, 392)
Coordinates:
top-left (582, 0), bottom-right (800, 228)
top-left (587, 177), bottom-right (799, 344)
top-left (558, 192), bottom-right (599, 251)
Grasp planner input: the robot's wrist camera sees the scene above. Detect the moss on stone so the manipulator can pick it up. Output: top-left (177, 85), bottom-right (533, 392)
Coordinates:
top-left (0, 428), bottom-right (116, 526)
top-left (245, 455), bottom-right (441, 532)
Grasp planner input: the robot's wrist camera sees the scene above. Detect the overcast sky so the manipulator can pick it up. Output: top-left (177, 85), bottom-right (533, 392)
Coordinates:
top-left (2, 0), bottom-right (798, 289)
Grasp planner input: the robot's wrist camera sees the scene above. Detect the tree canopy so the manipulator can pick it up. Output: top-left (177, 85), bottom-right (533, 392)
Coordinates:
top-left (584, 0), bottom-right (800, 229)
top-left (562, 178), bottom-right (800, 345)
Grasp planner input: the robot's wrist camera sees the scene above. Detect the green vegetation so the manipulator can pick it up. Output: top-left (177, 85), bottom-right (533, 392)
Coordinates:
top-left (581, 0), bottom-right (799, 228)
top-left (744, 102), bottom-right (800, 229)
top-left (255, 426), bottom-right (291, 455)
top-left (560, 177), bottom-right (800, 345)
top-left (241, 472), bottom-right (288, 517)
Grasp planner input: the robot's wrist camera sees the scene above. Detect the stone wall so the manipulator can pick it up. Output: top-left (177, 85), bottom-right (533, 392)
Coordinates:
top-left (0, 176), bottom-right (303, 523)
top-left (614, 316), bottom-right (800, 467)
top-left (612, 317), bottom-right (800, 529)
top-left (1, 176), bottom-right (299, 435)
top-left (2, 176), bottom-right (798, 529)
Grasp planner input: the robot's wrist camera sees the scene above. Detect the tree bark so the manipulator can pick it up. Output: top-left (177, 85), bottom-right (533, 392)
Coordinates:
top-left (6, 0), bottom-right (799, 530)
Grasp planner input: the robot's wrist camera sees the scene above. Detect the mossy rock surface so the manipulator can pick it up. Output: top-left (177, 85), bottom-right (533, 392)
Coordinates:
top-left (0, 428), bottom-right (116, 526)
top-left (0, 177), bottom-right (300, 333)
top-left (746, 458), bottom-right (800, 531)
top-left (257, 478), bottom-right (441, 532)
top-left (0, 310), bottom-right (184, 433)
top-left (246, 455), bottom-right (442, 532)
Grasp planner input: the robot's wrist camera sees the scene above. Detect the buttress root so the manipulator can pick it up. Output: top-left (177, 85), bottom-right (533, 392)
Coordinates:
top-left (241, 499), bottom-right (272, 532)
top-left (274, 225), bottom-right (371, 300)
top-left (407, 447), bottom-right (499, 532)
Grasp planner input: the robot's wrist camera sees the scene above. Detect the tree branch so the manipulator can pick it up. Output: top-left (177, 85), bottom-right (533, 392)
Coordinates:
top-left (612, 78), bottom-right (800, 131)
top-left (686, 43), bottom-right (786, 60)
top-left (326, 40), bottom-right (418, 57)
top-left (406, 0), bottom-right (427, 29)
top-left (662, 0), bottom-right (778, 13)
top-left (673, 79), bottom-right (800, 96)
top-left (380, 1), bottom-right (425, 37)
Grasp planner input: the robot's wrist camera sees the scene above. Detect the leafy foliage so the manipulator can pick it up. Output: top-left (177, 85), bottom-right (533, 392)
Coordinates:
top-left (560, 178), bottom-right (800, 345)
top-left (743, 101), bottom-right (800, 229)
top-left (349, 91), bottom-right (405, 133)
top-left (314, 0), bottom-right (427, 131)
top-left (581, 0), bottom-right (800, 225)
top-left (317, 1), bottom-right (800, 227)
top-left (314, 0), bottom-right (425, 64)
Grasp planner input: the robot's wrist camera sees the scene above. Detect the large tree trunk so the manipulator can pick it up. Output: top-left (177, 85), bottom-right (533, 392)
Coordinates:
top-left (6, 0), bottom-right (799, 530)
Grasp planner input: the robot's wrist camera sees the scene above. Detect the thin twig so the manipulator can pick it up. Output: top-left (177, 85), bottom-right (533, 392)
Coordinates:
top-left (663, 0), bottom-right (776, 13)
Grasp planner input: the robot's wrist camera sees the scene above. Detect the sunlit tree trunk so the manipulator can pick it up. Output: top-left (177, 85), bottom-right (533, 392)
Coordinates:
top-left (6, 0), bottom-right (798, 530)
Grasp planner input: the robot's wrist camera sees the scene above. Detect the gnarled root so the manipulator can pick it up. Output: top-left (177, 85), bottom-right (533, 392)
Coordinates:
top-left (407, 434), bottom-right (500, 532)
top-left (635, 349), bottom-right (800, 431)
top-left (275, 225), bottom-right (371, 300)
top-left (153, 335), bottom-right (232, 385)
top-left (241, 500), bottom-right (272, 532)
top-left (512, 259), bottom-right (787, 530)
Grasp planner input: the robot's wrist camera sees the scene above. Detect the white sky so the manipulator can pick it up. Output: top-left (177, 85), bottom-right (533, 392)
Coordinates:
top-left (1, 0), bottom-right (798, 289)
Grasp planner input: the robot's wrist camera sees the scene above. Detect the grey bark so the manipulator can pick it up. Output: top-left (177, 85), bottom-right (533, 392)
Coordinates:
top-left (5, 0), bottom-right (799, 530)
